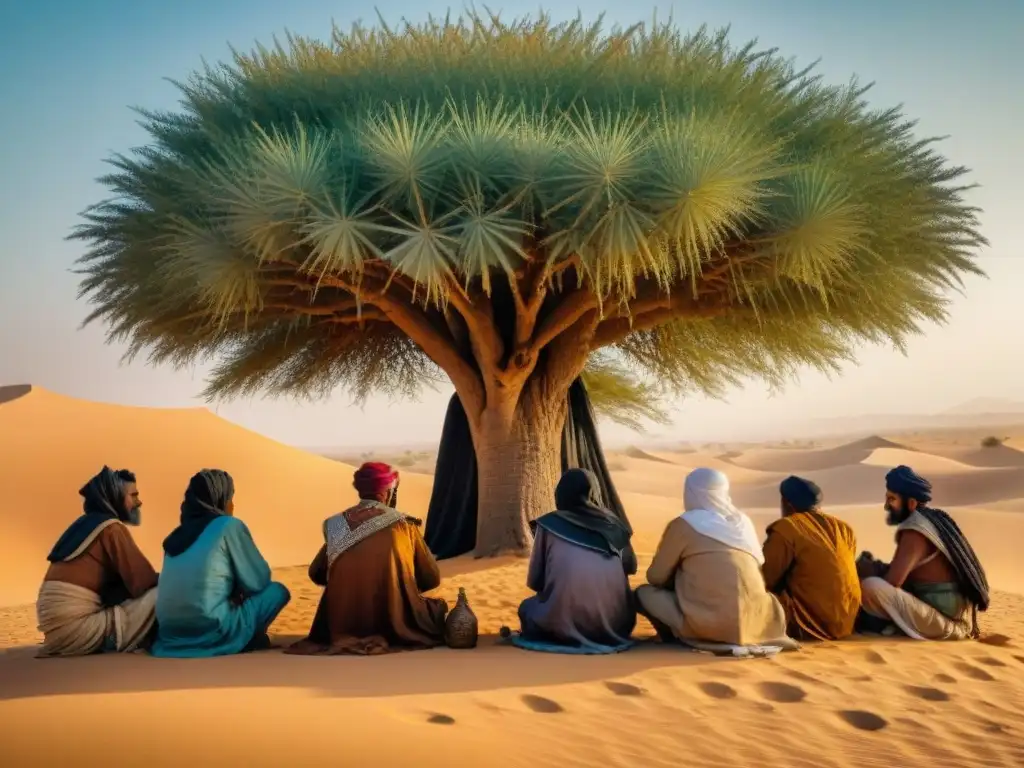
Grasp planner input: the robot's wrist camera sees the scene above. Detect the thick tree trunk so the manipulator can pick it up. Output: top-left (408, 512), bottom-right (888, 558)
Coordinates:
top-left (471, 380), bottom-right (566, 558)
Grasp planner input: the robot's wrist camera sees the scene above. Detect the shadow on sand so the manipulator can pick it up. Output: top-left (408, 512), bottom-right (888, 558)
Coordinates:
top-left (0, 635), bottom-right (739, 702)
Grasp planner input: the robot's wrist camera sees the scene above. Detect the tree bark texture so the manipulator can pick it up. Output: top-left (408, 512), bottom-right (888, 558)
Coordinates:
top-left (470, 380), bottom-right (566, 557)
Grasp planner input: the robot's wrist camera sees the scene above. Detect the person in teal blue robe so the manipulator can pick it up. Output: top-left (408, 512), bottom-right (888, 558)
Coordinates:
top-left (151, 469), bottom-right (290, 658)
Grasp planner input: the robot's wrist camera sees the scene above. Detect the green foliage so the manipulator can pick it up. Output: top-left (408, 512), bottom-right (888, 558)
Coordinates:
top-left (581, 355), bottom-right (671, 432)
top-left (73, 12), bottom-right (985, 409)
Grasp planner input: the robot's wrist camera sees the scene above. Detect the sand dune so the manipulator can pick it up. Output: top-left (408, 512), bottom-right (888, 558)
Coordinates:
top-left (3, 387), bottom-right (1024, 766)
top-left (726, 436), bottom-right (911, 473)
top-left (939, 443), bottom-right (1024, 469)
top-left (860, 447), bottom-right (979, 474)
top-left (0, 386), bottom-right (433, 606)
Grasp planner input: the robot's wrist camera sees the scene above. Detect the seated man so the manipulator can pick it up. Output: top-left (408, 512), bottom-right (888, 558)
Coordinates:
top-left (516, 468), bottom-right (637, 652)
top-left (151, 469), bottom-right (290, 657)
top-left (287, 462), bottom-right (448, 655)
top-left (857, 465), bottom-right (989, 640)
top-left (37, 467), bottom-right (159, 657)
top-left (635, 468), bottom-right (790, 648)
top-left (762, 476), bottom-right (860, 640)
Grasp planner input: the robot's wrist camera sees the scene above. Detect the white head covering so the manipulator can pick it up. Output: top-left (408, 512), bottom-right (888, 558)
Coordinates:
top-left (680, 467), bottom-right (763, 564)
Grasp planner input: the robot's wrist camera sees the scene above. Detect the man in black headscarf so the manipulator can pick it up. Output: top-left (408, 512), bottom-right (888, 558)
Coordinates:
top-left (513, 469), bottom-right (638, 651)
top-left (857, 465), bottom-right (989, 640)
top-left (36, 466), bottom-right (159, 657)
top-left (761, 476), bottom-right (861, 640)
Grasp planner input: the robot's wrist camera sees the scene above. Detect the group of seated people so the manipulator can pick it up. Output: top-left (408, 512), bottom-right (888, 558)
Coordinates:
top-left (35, 458), bottom-right (990, 659)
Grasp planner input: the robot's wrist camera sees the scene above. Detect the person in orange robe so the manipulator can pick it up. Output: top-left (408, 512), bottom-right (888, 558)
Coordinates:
top-left (761, 476), bottom-right (861, 641)
top-left (287, 462), bottom-right (448, 655)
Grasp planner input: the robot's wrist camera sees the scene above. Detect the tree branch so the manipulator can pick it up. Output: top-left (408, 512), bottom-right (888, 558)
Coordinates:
top-left (528, 286), bottom-right (601, 356)
top-left (590, 291), bottom-right (732, 349)
top-left (317, 272), bottom-right (486, 416)
top-left (445, 277), bottom-right (507, 385)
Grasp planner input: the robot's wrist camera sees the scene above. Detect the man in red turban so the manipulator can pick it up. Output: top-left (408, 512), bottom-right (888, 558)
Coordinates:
top-left (288, 462), bottom-right (448, 655)
top-left (352, 462), bottom-right (400, 506)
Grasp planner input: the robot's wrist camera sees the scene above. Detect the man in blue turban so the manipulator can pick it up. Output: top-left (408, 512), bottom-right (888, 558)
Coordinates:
top-left (761, 477), bottom-right (861, 640)
top-left (857, 465), bottom-right (989, 640)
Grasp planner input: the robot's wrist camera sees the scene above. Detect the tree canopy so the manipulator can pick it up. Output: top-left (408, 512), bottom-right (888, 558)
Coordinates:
top-left (73, 13), bottom-right (986, 426)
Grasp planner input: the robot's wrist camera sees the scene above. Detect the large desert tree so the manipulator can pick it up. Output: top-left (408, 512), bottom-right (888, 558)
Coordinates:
top-left (74, 14), bottom-right (984, 556)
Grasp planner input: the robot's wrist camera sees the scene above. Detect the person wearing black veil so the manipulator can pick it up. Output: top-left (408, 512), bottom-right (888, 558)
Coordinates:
top-left (513, 468), bottom-right (637, 653)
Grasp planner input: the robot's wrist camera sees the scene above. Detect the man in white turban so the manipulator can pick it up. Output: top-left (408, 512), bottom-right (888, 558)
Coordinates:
top-left (635, 468), bottom-right (789, 647)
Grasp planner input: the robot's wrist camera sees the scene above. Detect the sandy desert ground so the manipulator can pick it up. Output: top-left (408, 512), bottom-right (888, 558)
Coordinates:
top-left (2, 385), bottom-right (1024, 767)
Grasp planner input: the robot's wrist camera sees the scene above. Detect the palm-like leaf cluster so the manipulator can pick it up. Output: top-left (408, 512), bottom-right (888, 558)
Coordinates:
top-left (73, 13), bottom-right (985, 421)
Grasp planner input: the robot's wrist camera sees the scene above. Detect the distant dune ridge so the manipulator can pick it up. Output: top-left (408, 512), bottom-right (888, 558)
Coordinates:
top-left (3, 385), bottom-right (1024, 767)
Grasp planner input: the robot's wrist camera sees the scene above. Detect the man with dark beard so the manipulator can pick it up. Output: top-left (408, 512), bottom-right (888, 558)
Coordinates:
top-left (36, 466), bottom-right (159, 656)
top-left (857, 465), bottom-right (989, 640)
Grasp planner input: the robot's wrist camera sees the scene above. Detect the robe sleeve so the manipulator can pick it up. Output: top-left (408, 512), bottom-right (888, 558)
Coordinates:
top-left (223, 519), bottom-right (272, 596)
top-left (761, 523), bottom-right (795, 592)
top-left (526, 528), bottom-right (547, 593)
top-left (411, 523), bottom-right (442, 592)
top-left (646, 518), bottom-right (686, 588)
top-left (100, 524), bottom-right (159, 598)
top-left (308, 544), bottom-right (329, 587)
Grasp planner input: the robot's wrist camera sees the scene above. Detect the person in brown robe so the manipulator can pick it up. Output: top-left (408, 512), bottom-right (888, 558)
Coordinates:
top-left (37, 466), bottom-right (159, 657)
top-left (287, 462), bottom-right (448, 655)
top-left (762, 476), bottom-right (861, 641)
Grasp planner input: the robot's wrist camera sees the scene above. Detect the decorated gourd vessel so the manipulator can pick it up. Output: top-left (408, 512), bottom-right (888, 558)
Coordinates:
top-left (444, 587), bottom-right (479, 649)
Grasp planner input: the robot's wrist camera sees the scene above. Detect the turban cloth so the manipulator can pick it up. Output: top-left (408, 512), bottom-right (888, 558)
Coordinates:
top-left (354, 462), bottom-right (399, 497)
top-left (780, 475), bottom-right (823, 512)
top-left (885, 465), bottom-right (932, 503)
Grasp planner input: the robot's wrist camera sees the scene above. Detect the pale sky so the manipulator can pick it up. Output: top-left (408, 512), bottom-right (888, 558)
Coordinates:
top-left (1, 1), bottom-right (1020, 448)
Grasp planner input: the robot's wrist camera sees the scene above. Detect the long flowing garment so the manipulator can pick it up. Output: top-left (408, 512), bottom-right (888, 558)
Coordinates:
top-left (636, 517), bottom-right (793, 648)
top-left (151, 516), bottom-right (290, 658)
top-left (518, 527), bottom-right (636, 651)
top-left (37, 581), bottom-right (157, 657)
top-left (37, 518), bottom-right (159, 657)
top-left (288, 502), bottom-right (448, 655)
top-left (761, 510), bottom-right (862, 640)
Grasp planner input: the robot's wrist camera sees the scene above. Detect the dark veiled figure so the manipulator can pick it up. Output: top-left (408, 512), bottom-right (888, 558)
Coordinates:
top-left (514, 468), bottom-right (637, 652)
top-left (424, 378), bottom-right (633, 560)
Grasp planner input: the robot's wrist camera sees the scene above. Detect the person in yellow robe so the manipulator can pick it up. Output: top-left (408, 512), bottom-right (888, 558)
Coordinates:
top-left (761, 476), bottom-right (861, 641)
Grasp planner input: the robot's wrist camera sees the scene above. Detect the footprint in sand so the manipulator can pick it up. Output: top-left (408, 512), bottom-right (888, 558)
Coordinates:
top-left (978, 634), bottom-right (1013, 648)
top-left (980, 720), bottom-right (1009, 734)
top-left (864, 650), bottom-right (887, 665)
top-left (521, 694), bottom-right (564, 714)
top-left (933, 673), bottom-right (957, 684)
top-left (976, 656), bottom-right (1008, 667)
top-left (756, 682), bottom-right (807, 704)
top-left (785, 669), bottom-right (835, 689)
top-left (697, 681), bottom-right (738, 700)
top-left (904, 685), bottom-right (951, 702)
top-left (953, 661), bottom-right (996, 682)
top-left (427, 713), bottom-right (456, 725)
top-left (837, 710), bottom-right (888, 732)
top-left (604, 681), bottom-right (645, 697)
